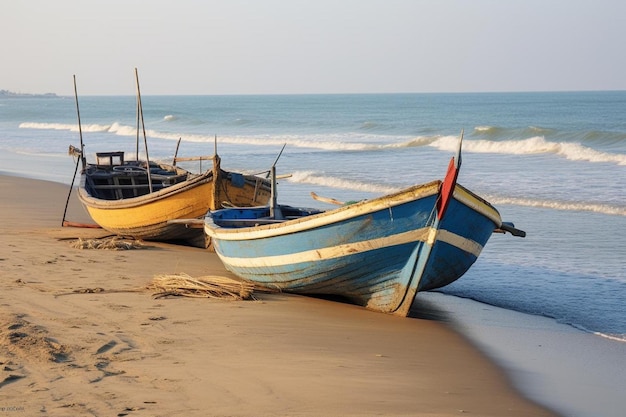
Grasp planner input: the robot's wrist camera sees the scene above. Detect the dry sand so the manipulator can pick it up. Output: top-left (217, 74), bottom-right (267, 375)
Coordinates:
top-left (0, 174), bottom-right (561, 416)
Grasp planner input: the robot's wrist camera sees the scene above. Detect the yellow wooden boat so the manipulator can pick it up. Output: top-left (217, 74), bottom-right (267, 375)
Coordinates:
top-left (66, 70), bottom-right (271, 246)
top-left (72, 148), bottom-right (271, 247)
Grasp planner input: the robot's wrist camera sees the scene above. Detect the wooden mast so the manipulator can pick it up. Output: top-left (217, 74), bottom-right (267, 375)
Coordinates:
top-left (134, 68), bottom-right (152, 193)
top-left (62, 75), bottom-right (86, 226)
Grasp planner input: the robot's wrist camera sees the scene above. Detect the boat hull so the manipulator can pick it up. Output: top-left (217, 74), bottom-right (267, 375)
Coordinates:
top-left (205, 181), bottom-right (502, 315)
top-left (80, 169), bottom-right (270, 245)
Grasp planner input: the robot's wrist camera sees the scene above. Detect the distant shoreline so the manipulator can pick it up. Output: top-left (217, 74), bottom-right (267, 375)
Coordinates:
top-left (0, 89), bottom-right (58, 98)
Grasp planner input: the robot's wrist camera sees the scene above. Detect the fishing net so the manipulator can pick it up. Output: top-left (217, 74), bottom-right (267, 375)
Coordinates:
top-left (148, 272), bottom-right (265, 300)
top-left (69, 236), bottom-right (145, 250)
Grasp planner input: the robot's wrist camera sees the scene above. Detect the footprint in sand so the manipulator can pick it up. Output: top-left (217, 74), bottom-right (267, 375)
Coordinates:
top-left (95, 340), bottom-right (117, 355)
top-left (0, 373), bottom-right (25, 388)
top-left (2, 317), bottom-right (71, 363)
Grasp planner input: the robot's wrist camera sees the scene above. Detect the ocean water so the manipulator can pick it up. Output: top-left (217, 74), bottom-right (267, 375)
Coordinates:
top-left (1, 91), bottom-right (625, 415)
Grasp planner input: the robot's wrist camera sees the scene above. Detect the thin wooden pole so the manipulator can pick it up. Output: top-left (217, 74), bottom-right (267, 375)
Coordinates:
top-left (269, 165), bottom-right (277, 218)
top-left (135, 96), bottom-right (140, 161)
top-left (173, 137), bottom-right (182, 166)
top-left (63, 75), bottom-right (85, 226)
top-left (134, 68), bottom-right (152, 192)
top-left (62, 151), bottom-right (81, 227)
top-left (268, 144), bottom-right (286, 220)
top-left (266, 143), bottom-right (286, 178)
top-left (72, 75), bottom-right (85, 170)
top-left (207, 134), bottom-right (219, 173)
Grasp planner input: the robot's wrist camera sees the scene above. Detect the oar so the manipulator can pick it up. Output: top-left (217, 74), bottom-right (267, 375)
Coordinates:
top-left (310, 192), bottom-right (361, 206)
top-left (310, 192), bottom-right (344, 206)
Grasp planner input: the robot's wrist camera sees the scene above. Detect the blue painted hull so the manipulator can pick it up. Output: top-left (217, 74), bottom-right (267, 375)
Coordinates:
top-left (205, 181), bottom-right (504, 316)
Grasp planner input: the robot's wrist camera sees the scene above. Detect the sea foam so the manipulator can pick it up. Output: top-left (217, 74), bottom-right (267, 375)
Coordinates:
top-left (19, 122), bottom-right (112, 133)
top-left (287, 170), bottom-right (402, 195)
top-left (431, 135), bottom-right (626, 165)
top-left (19, 121), bottom-right (626, 165)
top-left (485, 195), bottom-right (626, 217)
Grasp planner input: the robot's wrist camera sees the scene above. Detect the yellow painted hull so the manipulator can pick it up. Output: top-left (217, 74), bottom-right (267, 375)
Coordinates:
top-left (79, 170), bottom-right (270, 245)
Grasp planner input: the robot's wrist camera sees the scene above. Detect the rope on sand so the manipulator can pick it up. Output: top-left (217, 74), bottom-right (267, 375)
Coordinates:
top-left (148, 273), bottom-right (271, 300)
top-left (70, 236), bottom-right (145, 250)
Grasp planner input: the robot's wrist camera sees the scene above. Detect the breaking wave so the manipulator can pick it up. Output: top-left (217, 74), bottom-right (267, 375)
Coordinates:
top-left (19, 121), bottom-right (437, 151)
top-left (19, 122), bottom-right (112, 133)
top-left (285, 169), bottom-right (625, 216)
top-left (479, 194), bottom-right (625, 217)
top-left (286, 171), bottom-right (625, 216)
top-left (19, 121), bottom-right (626, 165)
top-left (287, 171), bottom-right (402, 195)
top-left (431, 135), bottom-right (626, 165)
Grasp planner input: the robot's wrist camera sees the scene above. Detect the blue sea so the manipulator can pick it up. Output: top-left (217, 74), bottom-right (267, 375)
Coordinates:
top-left (1, 92), bottom-right (625, 416)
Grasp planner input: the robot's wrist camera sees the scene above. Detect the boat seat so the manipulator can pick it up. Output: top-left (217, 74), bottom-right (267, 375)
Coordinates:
top-left (95, 151), bottom-right (125, 168)
top-left (217, 218), bottom-right (286, 227)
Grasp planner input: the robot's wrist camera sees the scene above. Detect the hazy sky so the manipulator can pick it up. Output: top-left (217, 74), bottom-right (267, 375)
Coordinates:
top-left (3, 0), bottom-right (626, 96)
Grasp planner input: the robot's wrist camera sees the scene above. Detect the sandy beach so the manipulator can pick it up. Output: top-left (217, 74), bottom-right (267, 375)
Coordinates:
top-left (0, 174), bottom-right (561, 417)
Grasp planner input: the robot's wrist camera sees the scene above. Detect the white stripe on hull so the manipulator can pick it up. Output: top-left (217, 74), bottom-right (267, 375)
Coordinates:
top-left (216, 226), bottom-right (483, 268)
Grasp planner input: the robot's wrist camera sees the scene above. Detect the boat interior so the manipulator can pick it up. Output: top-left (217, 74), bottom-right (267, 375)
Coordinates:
top-left (84, 151), bottom-right (192, 200)
top-left (211, 205), bottom-right (324, 228)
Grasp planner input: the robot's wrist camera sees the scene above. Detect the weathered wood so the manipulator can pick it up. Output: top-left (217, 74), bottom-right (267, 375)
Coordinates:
top-left (62, 220), bottom-right (102, 229)
top-left (135, 68), bottom-right (152, 193)
top-left (310, 192), bottom-right (344, 205)
top-left (173, 155), bottom-right (216, 162)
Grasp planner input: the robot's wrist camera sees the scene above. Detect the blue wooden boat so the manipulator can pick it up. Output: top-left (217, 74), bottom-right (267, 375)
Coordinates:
top-left (204, 138), bottom-right (525, 316)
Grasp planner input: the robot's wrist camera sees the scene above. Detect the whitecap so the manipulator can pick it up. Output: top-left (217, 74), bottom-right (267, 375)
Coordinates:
top-left (287, 170), bottom-right (401, 194)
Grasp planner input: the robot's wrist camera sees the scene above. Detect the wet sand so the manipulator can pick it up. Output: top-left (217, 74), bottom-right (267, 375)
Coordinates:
top-left (0, 174), bottom-right (560, 416)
